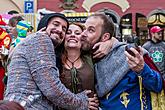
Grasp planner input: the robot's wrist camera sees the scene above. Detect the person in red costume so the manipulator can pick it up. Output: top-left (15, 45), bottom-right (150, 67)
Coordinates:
top-left (0, 15), bottom-right (11, 100)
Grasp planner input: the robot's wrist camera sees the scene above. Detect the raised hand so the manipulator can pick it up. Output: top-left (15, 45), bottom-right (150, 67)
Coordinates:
top-left (124, 46), bottom-right (145, 73)
top-left (37, 27), bottom-right (47, 34)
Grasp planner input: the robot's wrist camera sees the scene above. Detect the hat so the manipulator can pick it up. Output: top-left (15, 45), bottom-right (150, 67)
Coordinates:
top-left (150, 26), bottom-right (162, 33)
top-left (37, 13), bottom-right (69, 31)
top-left (16, 21), bottom-right (31, 37)
top-left (12, 21), bottom-right (31, 47)
top-left (0, 15), bottom-right (6, 26)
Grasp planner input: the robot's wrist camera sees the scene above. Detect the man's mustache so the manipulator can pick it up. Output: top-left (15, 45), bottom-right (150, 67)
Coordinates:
top-left (50, 30), bottom-right (63, 39)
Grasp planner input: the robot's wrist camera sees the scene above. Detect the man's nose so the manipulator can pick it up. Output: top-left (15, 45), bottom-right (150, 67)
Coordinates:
top-left (56, 26), bottom-right (63, 34)
top-left (81, 30), bottom-right (87, 38)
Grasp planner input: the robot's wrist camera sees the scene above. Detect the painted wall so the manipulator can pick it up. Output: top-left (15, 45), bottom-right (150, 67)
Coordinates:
top-left (37, 0), bottom-right (165, 16)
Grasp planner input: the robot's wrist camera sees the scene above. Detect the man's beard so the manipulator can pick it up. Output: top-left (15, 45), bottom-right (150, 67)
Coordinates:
top-left (152, 36), bottom-right (162, 43)
top-left (81, 35), bottom-right (102, 53)
top-left (49, 33), bottom-right (63, 48)
top-left (51, 38), bottom-right (60, 47)
top-left (81, 41), bottom-right (92, 53)
top-left (156, 39), bottom-right (161, 43)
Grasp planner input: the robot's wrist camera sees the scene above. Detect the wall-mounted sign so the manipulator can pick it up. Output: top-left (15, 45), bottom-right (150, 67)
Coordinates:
top-left (82, 0), bottom-right (130, 12)
top-left (24, 0), bottom-right (34, 13)
top-left (67, 17), bottom-right (87, 23)
top-left (64, 12), bottom-right (94, 23)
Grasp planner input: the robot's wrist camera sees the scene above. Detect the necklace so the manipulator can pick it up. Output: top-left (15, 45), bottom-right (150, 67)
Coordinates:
top-left (65, 56), bottom-right (80, 93)
top-left (66, 56), bottom-right (80, 69)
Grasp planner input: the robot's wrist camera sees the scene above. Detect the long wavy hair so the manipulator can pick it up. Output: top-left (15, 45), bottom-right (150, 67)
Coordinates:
top-left (61, 22), bottom-right (84, 68)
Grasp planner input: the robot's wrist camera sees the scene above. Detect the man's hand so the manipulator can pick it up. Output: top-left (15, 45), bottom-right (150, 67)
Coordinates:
top-left (37, 27), bottom-right (47, 34)
top-left (124, 46), bottom-right (144, 73)
top-left (85, 90), bottom-right (99, 110)
top-left (92, 37), bottom-right (118, 59)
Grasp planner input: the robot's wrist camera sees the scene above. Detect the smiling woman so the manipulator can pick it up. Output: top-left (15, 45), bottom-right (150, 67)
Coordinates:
top-left (64, 23), bottom-right (83, 49)
top-left (57, 22), bottom-right (97, 110)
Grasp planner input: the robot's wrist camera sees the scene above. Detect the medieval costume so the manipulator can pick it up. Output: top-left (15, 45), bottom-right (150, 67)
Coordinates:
top-left (95, 42), bottom-right (164, 110)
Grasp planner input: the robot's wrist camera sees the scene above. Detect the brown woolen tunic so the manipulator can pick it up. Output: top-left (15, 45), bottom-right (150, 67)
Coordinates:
top-left (60, 59), bottom-right (95, 94)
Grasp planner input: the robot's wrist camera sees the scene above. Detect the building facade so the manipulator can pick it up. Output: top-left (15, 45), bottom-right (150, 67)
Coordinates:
top-left (38, 0), bottom-right (165, 44)
top-left (0, 0), bottom-right (164, 44)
